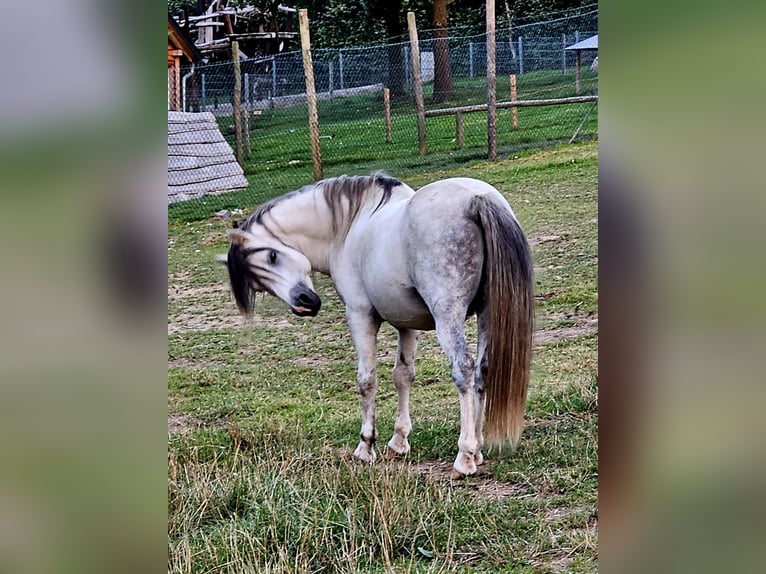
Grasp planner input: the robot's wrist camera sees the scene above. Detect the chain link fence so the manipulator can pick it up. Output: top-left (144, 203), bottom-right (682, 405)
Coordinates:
top-left (168, 10), bottom-right (597, 222)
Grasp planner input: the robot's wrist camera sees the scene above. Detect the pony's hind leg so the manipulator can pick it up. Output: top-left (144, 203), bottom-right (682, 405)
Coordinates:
top-left (347, 308), bottom-right (382, 463)
top-left (385, 328), bottom-right (419, 458)
top-left (434, 317), bottom-right (480, 478)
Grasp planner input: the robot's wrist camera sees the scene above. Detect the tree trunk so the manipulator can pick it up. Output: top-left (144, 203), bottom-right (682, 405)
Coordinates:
top-left (384, 7), bottom-right (406, 99)
top-left (432, 0), bottom-right (454, 103)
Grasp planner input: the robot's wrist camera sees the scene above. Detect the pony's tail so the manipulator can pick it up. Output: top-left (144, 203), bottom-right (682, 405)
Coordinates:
top-left (472, 196), bottom-right (534, 448)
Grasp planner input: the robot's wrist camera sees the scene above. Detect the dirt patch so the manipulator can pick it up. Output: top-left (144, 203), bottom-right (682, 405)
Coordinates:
top-left (530, 234), bottom-right (564, 247)
top-left (409, 460), bottom-right (535, 501)
top-left (535, 321), bottom-right (598, 345)
top-left (201, 231), bottom-right (229, 246)
top-left (168, 357), bottom-right (228, 369)
top-left (530, 554), bottom-right (574, 573)
top-left (168, 282), bottom-right (230, 301)
top-left (168, 413), bottom-right (201, 435)
top-left (168, 310), bottom-right (244, 335)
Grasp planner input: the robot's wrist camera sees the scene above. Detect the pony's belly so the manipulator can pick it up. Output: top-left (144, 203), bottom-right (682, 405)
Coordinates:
top-left (373, 290), bottom-right (435, 331)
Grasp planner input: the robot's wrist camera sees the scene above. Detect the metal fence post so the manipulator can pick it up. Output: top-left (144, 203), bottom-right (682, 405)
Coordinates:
top-left (404, 45), bottom-right (411, 86)
top-left (244, 73), bottom-right (250, 105)
top-left (562, 33), bottom-right (567, 73)
top-left (271, 57), bottom-right (276, 99)
top-left (339, 49), bottom-right (344, 90)
top-left (469, 42), bottom-right (474, 77)
top-left (518, 36), bottom-right (524, 75)
top-left (575, 30), bottom-right (580, 43)
top-left (201, 73), bottom-right (206, 105)
top-left (329, 61), bottom-right (334, 97)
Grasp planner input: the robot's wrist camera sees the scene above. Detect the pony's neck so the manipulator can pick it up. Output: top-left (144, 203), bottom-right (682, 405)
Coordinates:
top-left (262, 186), bottom-right (337, 274)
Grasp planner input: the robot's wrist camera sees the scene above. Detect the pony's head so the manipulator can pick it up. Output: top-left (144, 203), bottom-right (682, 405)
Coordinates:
top-left (222, 228), bottom-right (321, 317)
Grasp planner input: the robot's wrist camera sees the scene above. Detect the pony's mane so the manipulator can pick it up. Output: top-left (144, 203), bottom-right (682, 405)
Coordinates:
top-left (242, 172), bottom-right (402, 237)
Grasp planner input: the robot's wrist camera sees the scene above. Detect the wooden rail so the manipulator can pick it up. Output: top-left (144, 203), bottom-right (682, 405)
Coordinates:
top-left (424, 95), bottom-right (598, 118)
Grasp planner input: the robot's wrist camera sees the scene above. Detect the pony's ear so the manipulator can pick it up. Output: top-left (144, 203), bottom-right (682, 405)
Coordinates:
top-left (215, 254), bottom-right (228, 265)
top-left (229, 228), bottom-right (251, 246)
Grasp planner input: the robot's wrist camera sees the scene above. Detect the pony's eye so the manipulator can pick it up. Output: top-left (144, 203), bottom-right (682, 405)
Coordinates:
top-left (269, 250), bottom-right (277, 264)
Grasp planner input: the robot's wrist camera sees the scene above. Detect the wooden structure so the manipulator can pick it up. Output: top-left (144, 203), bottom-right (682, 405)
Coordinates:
top-left (168, 111), bottom-right (248, 203)
top-left (168, 16), bottom-right (202, 111)
top-left (173, 2), bottom-right (298, 59)
top-left (565, 34), bottom-right (598, 94)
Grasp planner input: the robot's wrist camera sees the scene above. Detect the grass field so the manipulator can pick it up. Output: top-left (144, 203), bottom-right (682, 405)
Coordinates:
top-left (168, 141), bottom-right (598, 573)
top-left (169, 70), bottom-right (597, 223)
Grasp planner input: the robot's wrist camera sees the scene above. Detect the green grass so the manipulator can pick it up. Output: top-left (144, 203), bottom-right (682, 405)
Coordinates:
top-left (169, 70), bottom-right (598, 223)
top-left (168, 141), bottom-right (598, 573)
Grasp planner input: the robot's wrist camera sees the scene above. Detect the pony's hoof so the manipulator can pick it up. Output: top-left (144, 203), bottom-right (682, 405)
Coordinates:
top-left (384, 437), bottom-right (410, 459)
top-left (384, 446), bottom-right (403, 459)
top-left (353, 443), bottom-right (377, 463)
top-left (475, 451), bottom-right (485, 466)
top-left (452, 453), bottom-right (478, 477)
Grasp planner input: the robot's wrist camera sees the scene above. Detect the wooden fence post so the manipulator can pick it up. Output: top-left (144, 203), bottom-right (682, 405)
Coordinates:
top-left (486, 0), bottom-right (497, 161)
top-left (383, 88), bottom-right (392, 143)
top-left (455, 112), bottom-right (464, 148)
top-left (510, 74), bottom-right (519, 129)
top-left (231, 40), bottom-right (243, 166)
top-left (408, 11), bottom-right (427, 156)
top-left (244, 108), bottom-right (251, 158)
top-left (299, 9), bottom-right (323, 180)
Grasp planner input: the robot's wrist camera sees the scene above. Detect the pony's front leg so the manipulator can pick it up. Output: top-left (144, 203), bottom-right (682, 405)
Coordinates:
top-left (347, 308), bottom-right (382, 463)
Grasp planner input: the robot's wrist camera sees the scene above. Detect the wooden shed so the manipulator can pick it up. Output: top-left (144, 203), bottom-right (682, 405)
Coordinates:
top-left (168, 16), bottom-right (202, 111)
top-left (565, 34), bottom-right (598, 94)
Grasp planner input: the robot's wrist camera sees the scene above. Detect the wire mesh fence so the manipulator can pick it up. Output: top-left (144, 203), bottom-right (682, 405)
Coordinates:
top-left (168, 10), bottom-right (597, 222)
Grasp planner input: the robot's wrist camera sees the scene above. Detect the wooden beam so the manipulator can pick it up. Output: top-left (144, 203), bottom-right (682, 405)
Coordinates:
top-left (231, 40), bottom-right (243, 165)
top-left (486, 0), bottom-right (497, 161)
top-left (225, 32), bottom-right (298, 40)
top-left (424, 95), bottom-right (598, 117)
top-left (510, 74), bottom-right (518, 129)
top-left (299, 9), bottom-right (323, 180)
top-left (408, 12), bottom-right (426, 156)
top-left (383, 88), bottom-right (392, 143)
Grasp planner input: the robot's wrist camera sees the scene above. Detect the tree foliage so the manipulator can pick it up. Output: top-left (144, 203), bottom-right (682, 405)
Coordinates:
top-left (169, 1), bottom-right (596, 49)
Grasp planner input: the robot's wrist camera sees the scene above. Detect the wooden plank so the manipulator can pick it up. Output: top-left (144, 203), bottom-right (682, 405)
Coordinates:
top-left (168, 111), bottom-right (217, 123)
top-left (169, 174), bottom-right (249, 195)
top-left (225, 32), bottom-right (299, 40)
top-left (168, 163), bottom-right (246, 186)
top-left (168, 154), bottom-right (235, 170)
top-left (169, 142), bottom-right (238, 156)
top-left (455, 111), bottom-right (464, 148)
top-left (168, 130), bottom-right (226, 145)
top-left (168, 122), bottom-right (221, 135)
top-left (424, 95), bottom-right (598, 117)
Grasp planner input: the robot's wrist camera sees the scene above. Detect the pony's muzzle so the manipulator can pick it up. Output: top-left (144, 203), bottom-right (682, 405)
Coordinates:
top-left (289, 283), bottom-right (321, 317)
